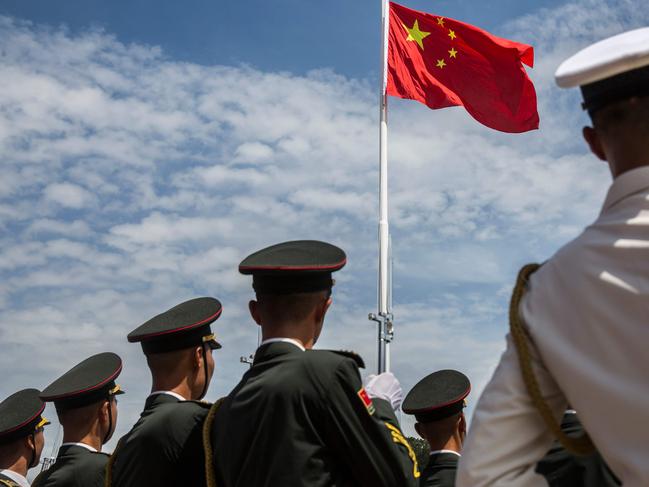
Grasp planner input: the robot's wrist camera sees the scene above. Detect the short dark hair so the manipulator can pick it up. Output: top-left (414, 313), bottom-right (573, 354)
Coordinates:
top-left (592, 95), bottom-right (649, 134)
top-left (256, 290), bottom-right (330, 324)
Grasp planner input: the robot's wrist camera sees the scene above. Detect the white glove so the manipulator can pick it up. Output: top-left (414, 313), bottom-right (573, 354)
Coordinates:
top-left (363, 372), bottom-right (404, 412)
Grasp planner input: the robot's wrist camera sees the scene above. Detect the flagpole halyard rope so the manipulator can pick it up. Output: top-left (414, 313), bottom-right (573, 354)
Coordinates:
top-left (509, 263), bottom-right (595, 456)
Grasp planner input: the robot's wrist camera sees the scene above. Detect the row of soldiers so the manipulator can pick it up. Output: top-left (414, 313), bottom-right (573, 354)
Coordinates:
top-left (0, 240), bottom-right (620, 487)
top-left (0, 240), bottom-right (427, 487)
top-left (3, 25), bottom-right (649, 487)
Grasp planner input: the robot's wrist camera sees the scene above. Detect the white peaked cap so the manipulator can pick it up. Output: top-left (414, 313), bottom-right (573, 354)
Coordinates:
top-left (555, 27), bottom-right (649, 88)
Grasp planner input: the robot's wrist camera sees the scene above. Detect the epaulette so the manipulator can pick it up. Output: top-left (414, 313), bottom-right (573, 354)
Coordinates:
top-left (329, 350), bottom-right (365, 369)
top-left (0, 479), bottom-right (20, 487)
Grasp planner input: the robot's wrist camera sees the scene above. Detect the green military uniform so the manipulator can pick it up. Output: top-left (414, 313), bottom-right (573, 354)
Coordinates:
top-left (107, 297), bottom-right (223, 487)
top-left (211, 341), bottom-right (419, 486)
top-left (35, 352), bottom-right (125, 487)
top-left (402, 370), bottom-right (471, 487)
top-left (536, 412), bottom-right (621, 486)
top-left (33, 445), bottom-right (109, 487)
top-left (208, 240), bottom-right (419, 487)
top-left (108, 392), bottom-right (210, 486)
top-left (419, 452), bottom-right (459, 487)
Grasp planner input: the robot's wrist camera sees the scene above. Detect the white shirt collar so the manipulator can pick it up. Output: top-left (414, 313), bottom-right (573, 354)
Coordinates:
top-left (601, 165), bottom-right (649, 214)
top-left (429, 449), bottom-right (461, 457)
top-left (259, 337), bottom-right (306, 352)
top-left (149, 390), bottom-right (187, 401)
top-left (60, 442), bottom-right (98, 453)
top-left (0, 469), bottom-right (29, 487)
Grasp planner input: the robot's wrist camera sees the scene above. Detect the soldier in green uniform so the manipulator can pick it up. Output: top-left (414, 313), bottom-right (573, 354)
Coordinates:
top-left (0, 389), bottom-right (49, 487)
top-left (402, 370), bottom-right (471, 487)
top-left (206, 240), bottom-right (420, 487)
top-left (33, 352), bottom-right (125, 487)
top-left (536, 410), bottom-right (621, 486)
top-left (106, 297), bottom-right (222, 487)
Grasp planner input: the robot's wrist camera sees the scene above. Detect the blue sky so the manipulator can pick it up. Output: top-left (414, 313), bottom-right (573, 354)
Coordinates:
top-left (1, 0), bottom-right (571, 77)
top-left (0, 0), bottom-right (646, 470)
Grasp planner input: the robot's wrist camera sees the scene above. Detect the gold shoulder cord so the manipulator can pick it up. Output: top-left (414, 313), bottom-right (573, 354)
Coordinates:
top-left (384, 422), bottom-right (420, 479)
top-left (510, 263), bottom-right (595, 456)
top-left (104, 436), bottom-right (126, 487)
top-left (203, 398), bottom-right (225, 487)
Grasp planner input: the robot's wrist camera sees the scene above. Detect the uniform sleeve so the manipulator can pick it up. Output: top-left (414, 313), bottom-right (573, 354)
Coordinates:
top-left (321, 358), bottom-right (419, 487)
top-left (456, 313), bottom-right (567, 487)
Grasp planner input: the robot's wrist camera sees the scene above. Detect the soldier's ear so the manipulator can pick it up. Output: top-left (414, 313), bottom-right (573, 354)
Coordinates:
top-left (193, 346), bottom-right (204, 369)
top-left (24, 432), bottom-right (35, 451)
top-left (314, 295), bottom-right (332, 324)
top-left (96, 399), bottom-right (107, 422)
top-left (458, 413), bottom-right (467, 434)
top-left (414, 422), bottom-right (424, 440)
top-left (249, 300), bottom-right (262, 326)
top-left (583, 126), bottom-right (607, 161)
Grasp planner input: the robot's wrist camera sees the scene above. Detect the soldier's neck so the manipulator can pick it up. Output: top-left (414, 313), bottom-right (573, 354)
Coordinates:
top-left (62, 427), bottom-right (103, 452)
top-left (0, 456), bottom-right (28, 478)
top-left (261, 322), bottom-right (315, 350)
top-left (427, 435), bottom-right (462, 455)
top-left (150, 380), bottom-right (194, 401)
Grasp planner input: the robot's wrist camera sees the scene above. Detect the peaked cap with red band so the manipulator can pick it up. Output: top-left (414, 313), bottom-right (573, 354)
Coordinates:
top-left (128, 297), bottom-right (223, 354)
top-left (0, 389), bottom-right (49, 444)
top-left (40, 352), bottom-right (125, 410)
top-left (402, 369), bottom-right (470, 423)
top-left (239, 240), bottom-right (346, 295)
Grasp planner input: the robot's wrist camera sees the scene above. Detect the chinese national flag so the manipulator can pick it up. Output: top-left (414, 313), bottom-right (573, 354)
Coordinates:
top-left (387, 2), bottom-right (539, 133)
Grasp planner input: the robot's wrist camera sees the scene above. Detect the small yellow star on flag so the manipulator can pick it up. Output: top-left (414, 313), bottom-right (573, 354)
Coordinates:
top-left (436, 59), bottom-right (446, 68)
top-left (448, 47), bottom-right (458, 58)
top-left (448, 29), bottom-right (457, 40)
top-left (403, 19), bottom-right (431, 50)
top-left (437, 17), bottom-right (445, 26)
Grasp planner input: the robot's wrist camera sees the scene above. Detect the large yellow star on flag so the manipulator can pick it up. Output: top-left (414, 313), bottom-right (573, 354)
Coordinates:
top-left (403, 19), bottom-right (430, 50)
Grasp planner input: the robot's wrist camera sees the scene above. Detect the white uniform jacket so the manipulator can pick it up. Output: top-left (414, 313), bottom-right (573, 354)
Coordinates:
top-left (457, 166), bottom-right (649, 487)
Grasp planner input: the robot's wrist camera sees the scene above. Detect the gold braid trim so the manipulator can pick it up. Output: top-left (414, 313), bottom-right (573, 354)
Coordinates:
top-left (510, 263), bottom-right (595, 456)
top-left (104, 436), bottom-right (126, 487)
top-left (203, 397), bottom-right (225, 487)
top-left (385, 422), bottom-right (420, 478)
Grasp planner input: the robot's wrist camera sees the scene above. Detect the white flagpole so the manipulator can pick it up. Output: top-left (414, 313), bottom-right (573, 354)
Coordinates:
top-left (369, 0), bottom-right (393, 374)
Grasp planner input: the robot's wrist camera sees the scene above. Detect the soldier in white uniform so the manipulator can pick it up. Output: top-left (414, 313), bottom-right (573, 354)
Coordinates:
top-left (457, 28), bottom-right (649, 487)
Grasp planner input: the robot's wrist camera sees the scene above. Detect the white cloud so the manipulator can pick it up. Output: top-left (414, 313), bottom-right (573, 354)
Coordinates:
top-left (25, 218), bottom-right (93, 237)
top-left (234, 142), bottom-right (274, 163)
top-left (43, 182), bottom-right (95, 209)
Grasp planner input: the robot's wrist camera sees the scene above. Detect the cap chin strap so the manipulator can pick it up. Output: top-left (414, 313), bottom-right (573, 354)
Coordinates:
top-left (198, 343), bottom-right (209, 400)
top-left (102, 398), bottom-right (113, 445)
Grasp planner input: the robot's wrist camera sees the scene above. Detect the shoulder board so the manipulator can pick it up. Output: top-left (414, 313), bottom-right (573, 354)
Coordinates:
top-left (328, 350), bottom-right (365, 369)
top-left (0, 479), bottom-right (20, 487)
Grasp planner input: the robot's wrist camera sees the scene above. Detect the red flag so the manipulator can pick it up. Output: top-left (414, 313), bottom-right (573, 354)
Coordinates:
top-left (387, 2), bottom-right (539, 133)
